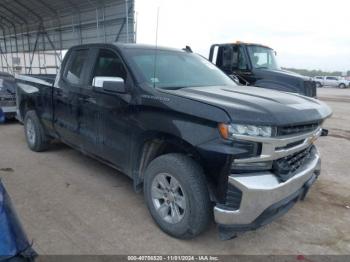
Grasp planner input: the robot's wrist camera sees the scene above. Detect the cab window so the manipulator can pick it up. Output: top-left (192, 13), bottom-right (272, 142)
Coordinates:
top-left (216, 45), bottom-right (248, 72)
top-left (92, 49), bottom-right (127, 82)
top-left (326, 77), bottom-right (337, 80)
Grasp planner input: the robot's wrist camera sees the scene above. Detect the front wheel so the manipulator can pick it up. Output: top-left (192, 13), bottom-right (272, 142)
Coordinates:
top-left (339, 83), bottom-right (346, 89)
top-left (144, 153), bottom-right (211, 239)
top-left (24, 110), bottom-right (50, 152)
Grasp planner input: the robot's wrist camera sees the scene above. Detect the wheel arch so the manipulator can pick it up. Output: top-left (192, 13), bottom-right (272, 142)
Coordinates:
top-left (19, 97), bottom-right (36, 121)
top-left (131, 131), bottom-right (205, 191)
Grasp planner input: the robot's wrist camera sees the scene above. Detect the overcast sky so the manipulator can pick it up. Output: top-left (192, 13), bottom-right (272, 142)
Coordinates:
top-left (135, 0), bottom-right (350, 72)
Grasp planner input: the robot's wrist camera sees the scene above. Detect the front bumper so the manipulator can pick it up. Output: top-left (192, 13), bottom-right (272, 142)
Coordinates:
top-left (214, 148), bottom-right (320, 227)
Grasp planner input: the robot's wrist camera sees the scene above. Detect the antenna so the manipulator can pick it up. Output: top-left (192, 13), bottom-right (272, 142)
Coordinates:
top-left (153, 6), bottom-right (160, 89)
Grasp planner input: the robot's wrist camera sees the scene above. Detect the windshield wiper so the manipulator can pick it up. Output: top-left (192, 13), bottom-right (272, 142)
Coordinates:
top-left (157, 86), bottom-right (185, 90)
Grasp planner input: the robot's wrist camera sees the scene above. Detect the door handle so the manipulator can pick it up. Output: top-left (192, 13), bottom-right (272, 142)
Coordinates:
top-left (86, 98), bottom-right (97, 104)
top-left (56, 90), bottom-right (63, 97)
top-left (79, 97), bottom-right (97, 104)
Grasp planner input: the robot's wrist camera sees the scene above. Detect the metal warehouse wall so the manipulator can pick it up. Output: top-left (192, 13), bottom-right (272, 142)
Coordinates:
top-left (0, 0), bottom-right (135, 74)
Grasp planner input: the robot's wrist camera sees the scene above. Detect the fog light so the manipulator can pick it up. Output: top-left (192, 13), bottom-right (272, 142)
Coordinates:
top-left (232, 161), bottom-right (272, 171)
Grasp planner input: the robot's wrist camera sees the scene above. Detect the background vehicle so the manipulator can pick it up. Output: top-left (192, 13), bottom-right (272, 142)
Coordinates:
top-left (0, 108), bottom-right (4, 123)
top-left (313, 76), bottom-right (324, 87)
top-left (0, 72), bottom-right (17, 120)
top-left (313, 76), bottom-right (349, 88)
top-left (0, 179), bottom-right (37, 261)
top-left (209, 42), bottom-right (317, 97)
top-left (16, 43), bottom-right (331, 240)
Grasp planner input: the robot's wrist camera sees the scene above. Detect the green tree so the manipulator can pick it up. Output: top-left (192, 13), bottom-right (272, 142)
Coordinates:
top-left (282, 68), bottom-right (349, 77)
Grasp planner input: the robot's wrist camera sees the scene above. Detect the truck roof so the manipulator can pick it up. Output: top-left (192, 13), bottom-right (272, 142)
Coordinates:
top-left (113, 43), bottom-right (185, 52)
top-left (214, 41), bottom-right (273, 50)
top-left (235, 41), bottom-right (272, 49)
top-left (69, 43), bottom-right (186, 53)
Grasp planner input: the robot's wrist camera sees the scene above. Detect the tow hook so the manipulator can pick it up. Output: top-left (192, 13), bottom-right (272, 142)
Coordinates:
top-left (321, 128), bottom-right (329, 136)
top-left (218, 225), bottom-right (238, 241)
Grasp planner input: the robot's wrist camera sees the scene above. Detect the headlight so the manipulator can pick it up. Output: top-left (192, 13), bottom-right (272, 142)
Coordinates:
top-left (219, 123), bottom-right (274, 139)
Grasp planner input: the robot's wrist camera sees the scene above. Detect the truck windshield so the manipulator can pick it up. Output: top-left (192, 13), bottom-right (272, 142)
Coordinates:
top-left (127, 49), bottom-right (235, 89)
top-left (247, 45), bottom-right (280, 70)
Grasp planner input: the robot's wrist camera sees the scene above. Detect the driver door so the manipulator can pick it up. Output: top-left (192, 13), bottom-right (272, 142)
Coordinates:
top-left (85, 48), bottom-right (133, 172)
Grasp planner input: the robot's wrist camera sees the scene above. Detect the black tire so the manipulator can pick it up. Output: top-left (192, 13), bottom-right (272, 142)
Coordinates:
top-left (144, 153), bottom-right (211, 239)
top-left (24, 110), bottom-right (49, 152)
top-left (315, 82), bottom-right (322, 88)
top-left (339, 83), bottom-right (346, 89)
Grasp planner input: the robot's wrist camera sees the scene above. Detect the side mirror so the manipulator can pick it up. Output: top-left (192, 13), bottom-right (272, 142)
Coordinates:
top-left (93, 77), bottom-right (126, 94)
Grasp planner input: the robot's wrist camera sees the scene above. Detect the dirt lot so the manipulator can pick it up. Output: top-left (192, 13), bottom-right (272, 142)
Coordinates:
top-left (0, 88), bottom-right (349, 255)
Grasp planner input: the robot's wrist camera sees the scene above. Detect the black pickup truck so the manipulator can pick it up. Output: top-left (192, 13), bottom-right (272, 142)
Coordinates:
top-left (16, 43), bottom-right (332, 240)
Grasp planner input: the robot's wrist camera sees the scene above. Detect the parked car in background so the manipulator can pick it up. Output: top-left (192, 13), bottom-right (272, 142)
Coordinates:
top-left (0, 72), bottom-right (17, 120)
top-left (0, 179), bottom-right (37, 261)
top-left (313, 76), bottom-right (349, 88)
top-left (313, 76), bottom-right (325, 88)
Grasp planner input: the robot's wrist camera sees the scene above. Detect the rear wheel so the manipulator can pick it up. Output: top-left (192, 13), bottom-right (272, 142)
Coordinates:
top-left (144, 153), bottom-right (211, 239)
top-left (24, 110), bottom-right (50, 152)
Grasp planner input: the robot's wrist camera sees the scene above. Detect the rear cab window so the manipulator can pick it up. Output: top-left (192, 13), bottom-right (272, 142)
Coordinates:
top-left (64, 49), bottom-right (89, 85)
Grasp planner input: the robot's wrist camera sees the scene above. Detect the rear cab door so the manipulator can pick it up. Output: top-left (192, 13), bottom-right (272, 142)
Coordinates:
top-left (54, 47), bottom-right (93, 148)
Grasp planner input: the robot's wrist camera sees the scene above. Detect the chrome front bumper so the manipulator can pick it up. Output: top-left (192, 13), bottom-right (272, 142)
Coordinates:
top-left (214, 149), bottom-right (321, 225)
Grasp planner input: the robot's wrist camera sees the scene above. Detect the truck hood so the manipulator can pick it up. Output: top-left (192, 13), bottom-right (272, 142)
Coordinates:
top-left (252, 68), bottom-right (315, 96)
top-left (256, 68), bottom-right (311, 81)
top-left (161, 85), bottom-right (332, 126)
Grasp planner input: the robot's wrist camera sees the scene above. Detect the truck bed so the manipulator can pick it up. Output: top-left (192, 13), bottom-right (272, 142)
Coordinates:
top-left (16, 74), bottom-right (56, 86)
top-left (15, 74), bottom-right (56, 123)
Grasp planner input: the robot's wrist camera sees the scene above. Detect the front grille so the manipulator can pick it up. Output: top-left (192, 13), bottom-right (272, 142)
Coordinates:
top-left (273, 146), bottom-right (314, 182)
top-left (225, 184), bottom-right (242, 210)
top-left (277, 123), bottom-right (319, 136)
top-left (304, 80), bottom-right (316, 97)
